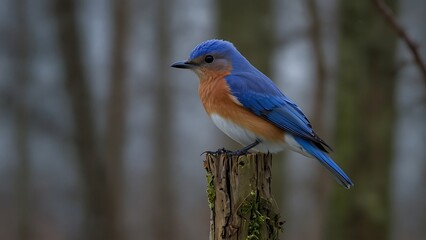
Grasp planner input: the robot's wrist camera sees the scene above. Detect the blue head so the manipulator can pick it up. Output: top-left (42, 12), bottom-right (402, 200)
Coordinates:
top-left (171, 39), bottom-right (253, 77)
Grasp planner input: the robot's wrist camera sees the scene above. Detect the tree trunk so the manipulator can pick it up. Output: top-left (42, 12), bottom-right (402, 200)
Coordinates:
top-left (330, 1), bottom-right (397, 239)
top-left (306, 0), bottom-right (335, 238)
top-left (204, 153), bottom-right (283, 240)
top-left (104, 0), bottom-right (128, 239)
top-left (15, 0), bottom-right (31, 239)
top-left (218, 0), bottom-right (272, 76)
top-left (151, 0), bottom-right (176, 239)
top-left (54, 1), bottom-right (109, 239)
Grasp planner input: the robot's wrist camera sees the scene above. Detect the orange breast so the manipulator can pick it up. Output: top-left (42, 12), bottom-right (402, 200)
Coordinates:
top-left (198, 70), bottom-right (285, 142)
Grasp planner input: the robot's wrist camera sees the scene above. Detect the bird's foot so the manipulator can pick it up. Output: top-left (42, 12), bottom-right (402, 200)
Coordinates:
top-left (229, 149), bottom-right (249, 156)
top-left (201, 140), bottom-right (260, 157)
top-left (230, 140), bottom-right (260, 156)
top-left (201, 148), bottom-right (234, 156)
top-left (201, 148), bottom-right (249, 157)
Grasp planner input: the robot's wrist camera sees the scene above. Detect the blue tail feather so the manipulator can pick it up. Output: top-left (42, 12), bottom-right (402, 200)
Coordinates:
top-left (294, 137), bottom-right (354, 189)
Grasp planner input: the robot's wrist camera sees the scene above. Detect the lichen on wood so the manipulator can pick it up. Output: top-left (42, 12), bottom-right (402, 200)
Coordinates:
top-left (204, 152), bottom-right (284, 240)
top-left (206, 172), bottom-right (216, 209)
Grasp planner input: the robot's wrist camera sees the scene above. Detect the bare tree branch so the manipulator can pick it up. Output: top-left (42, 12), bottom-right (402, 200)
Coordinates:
top-left (372, 0), bottom-right (426, 85)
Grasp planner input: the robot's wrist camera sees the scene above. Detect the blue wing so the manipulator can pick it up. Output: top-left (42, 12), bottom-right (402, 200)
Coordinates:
top-left (225, 70), bottom-right (332, 152)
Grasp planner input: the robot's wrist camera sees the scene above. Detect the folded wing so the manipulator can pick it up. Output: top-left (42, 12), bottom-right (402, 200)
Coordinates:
top-left (225, 71), bottom-right (332, 152)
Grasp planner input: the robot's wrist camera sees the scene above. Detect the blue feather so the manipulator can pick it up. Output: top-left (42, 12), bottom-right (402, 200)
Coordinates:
top-left (181, 39), bottom-right (352, 188)
top-left (190, 39), bottom-right (235, 60)
top-left (225, 72), bottom-right (330, 150)
top-left (294, 136), bottom-right (354, 189)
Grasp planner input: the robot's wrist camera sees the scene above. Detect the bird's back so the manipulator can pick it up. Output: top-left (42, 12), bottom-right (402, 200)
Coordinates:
top-left (198, 69), bottom-right (287, 152)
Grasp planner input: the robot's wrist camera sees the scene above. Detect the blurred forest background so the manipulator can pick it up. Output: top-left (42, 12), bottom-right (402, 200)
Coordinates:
top-left (0, 0), bottom-right (425, 240)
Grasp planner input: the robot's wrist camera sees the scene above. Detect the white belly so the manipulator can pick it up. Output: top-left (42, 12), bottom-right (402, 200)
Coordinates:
top-left (210, 113), bottom-right (307, 154)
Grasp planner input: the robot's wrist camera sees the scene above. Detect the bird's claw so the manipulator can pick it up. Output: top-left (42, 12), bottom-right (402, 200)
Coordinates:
top-left (201, 148), bottom-right (231, 156)
top-left (232, 149), bottom-right (248, 156)
top-left (201, 148), bottom-right (247, 156)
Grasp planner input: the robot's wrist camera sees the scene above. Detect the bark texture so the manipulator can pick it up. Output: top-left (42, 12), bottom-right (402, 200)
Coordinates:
top-left (204, 153), bottom-right (283, 240)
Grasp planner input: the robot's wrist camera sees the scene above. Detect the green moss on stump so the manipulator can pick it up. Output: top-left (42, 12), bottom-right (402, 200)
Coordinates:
top-left (204, 153), bottom-right (283, 240)
top-left (241, 191), bottom-right (282, 240)
top-left (206, 172), bottom-right (216, 210)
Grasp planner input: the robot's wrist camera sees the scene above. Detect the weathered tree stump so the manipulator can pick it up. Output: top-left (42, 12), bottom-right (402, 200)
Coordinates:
top-left (204, 152), bottom-right (284, 240)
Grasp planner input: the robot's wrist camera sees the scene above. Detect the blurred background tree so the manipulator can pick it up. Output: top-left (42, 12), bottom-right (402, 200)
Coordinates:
top-left (0, 0), bottom-right (425, 240)
top-left (330, 0), bottom-right (396, 239)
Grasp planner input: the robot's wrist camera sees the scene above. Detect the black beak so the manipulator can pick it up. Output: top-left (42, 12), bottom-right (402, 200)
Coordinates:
top-left (170, 60), bottom-right (195, 69)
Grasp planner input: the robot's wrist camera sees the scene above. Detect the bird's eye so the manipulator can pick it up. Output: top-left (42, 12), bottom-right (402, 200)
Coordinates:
top-left (205, 55), bottom-right (214, 63)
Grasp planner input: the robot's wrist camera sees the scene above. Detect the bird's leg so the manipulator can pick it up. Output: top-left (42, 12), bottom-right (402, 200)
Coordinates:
top-left (200, 147), bottom-right (233, 156)
top-left (232, 139), bottom-right (260, 156)
top-left (201, 140), bottom-right (260, 156)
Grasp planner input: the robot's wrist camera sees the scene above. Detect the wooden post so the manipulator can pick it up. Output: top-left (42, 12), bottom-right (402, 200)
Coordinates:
top-left (204, 153), bottom-right (284, 240)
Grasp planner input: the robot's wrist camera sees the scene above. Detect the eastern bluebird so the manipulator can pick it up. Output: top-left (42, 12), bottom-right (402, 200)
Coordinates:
top-left (171, 39), bottom-right (353, 189)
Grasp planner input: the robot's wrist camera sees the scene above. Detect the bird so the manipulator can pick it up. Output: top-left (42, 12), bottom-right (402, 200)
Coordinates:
top-left (171, 39), bottom-right (353, 189)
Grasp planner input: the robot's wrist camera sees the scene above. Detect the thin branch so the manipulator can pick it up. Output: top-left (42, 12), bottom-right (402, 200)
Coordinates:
top-left (372, 0), bottom-right (426, 85)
